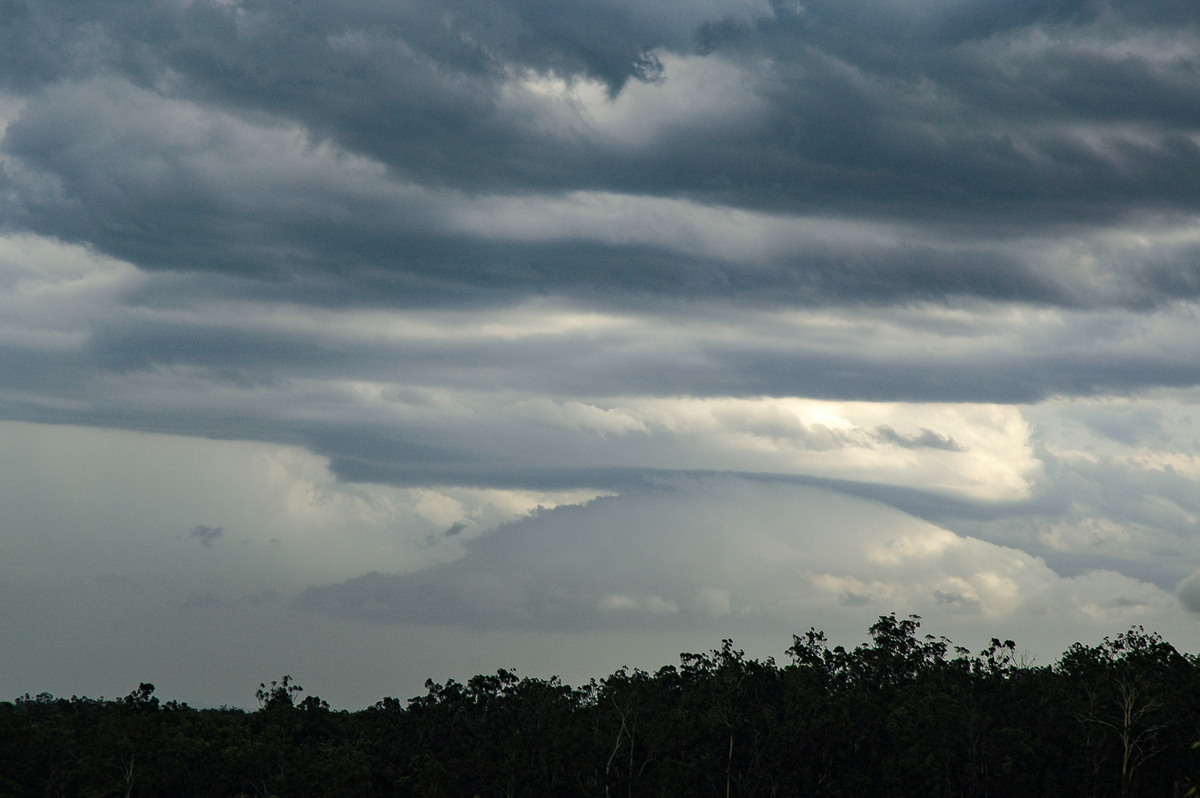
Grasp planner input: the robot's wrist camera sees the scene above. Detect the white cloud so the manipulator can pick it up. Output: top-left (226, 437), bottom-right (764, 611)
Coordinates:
top-left (298, 477), bottom-right (1196, 662)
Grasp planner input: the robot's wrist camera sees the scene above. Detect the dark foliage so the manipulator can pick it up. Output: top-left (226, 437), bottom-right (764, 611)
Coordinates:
top-left (4, 615), bottom-right (1200, 797)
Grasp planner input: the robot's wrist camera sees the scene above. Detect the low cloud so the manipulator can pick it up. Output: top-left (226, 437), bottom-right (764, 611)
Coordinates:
top-left (188, 525), bottom-right (223, 547)
top-left (874, 426), bottom-right (966, 452)
top-left (296, 478), bottom-right (1178, 643)
top-left (1176, 571), bottom-right (1200, 614)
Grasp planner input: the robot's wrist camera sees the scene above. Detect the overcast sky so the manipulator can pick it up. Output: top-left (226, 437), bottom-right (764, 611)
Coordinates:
top-left (5, 0), bottom-right (1200, 708)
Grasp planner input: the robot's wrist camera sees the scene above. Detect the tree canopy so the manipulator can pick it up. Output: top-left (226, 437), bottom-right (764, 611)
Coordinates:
top-left (4, 615), bottom-right (1200, 797)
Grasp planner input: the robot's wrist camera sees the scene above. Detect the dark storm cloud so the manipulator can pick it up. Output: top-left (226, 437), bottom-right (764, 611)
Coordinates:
top-left (688, 341), bottom-right (1200, 404)
top-left (158, 0), bottom-right (1200, 223)
top-left (1, 73), bottom-right (1070, 309)
top-left (0, 0), bottom-right (683, 92)
top-left (3, 0), bottom-right (1200, 314)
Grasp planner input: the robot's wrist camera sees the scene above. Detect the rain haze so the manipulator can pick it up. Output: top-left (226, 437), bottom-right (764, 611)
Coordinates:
top-left (5, 0), bottom-right (1200, 708)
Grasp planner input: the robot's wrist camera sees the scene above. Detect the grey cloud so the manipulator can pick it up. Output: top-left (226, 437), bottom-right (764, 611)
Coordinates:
top-left (3, 0), bottom-right (1200, 400)
top-left (5, 69), bottom-right (1077, 311)
top-left (875, 426), bottom-right (966, 452)
top-left (941, 443), bottom-right (1200, 592)
top-left (1071, 405), bottom-right (1165, 446)
top-left (189, 525), bottom-right (223, 547)
top-left (324, 458), bottom-right (668, 494)
top-left (1106, 595), bottom-right (1152, 609)
top-left (6, 308), bottom-right (1200, 507)
top-left (932, 590), bottom-right (983, 614)
top-left (0, 0), bottom-right (674, 93)
top-left (702, 345), bottom-right (1200, 404)
top-left (838, 592), bottom-right (875, 608)
top-left (54, 298), bottom-right (1200, 418)
top-left (6, 0), bottom-right (1200, 272)
top-left (1039, 453), bottom-right (1200, 541)
top-left (1176, 571), bottom-right (1200, 614)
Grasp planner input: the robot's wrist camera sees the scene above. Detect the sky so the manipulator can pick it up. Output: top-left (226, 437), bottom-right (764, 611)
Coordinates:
top-left (4, 0), bottom-right (1200, 709)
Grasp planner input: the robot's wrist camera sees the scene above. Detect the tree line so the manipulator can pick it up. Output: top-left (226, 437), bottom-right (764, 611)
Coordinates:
top-left (4, 614), bottom-right (1200, 797)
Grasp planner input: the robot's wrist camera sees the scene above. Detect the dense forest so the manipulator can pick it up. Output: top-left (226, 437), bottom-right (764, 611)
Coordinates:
top-left (5, 614), bottom-right (1200, 797)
